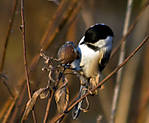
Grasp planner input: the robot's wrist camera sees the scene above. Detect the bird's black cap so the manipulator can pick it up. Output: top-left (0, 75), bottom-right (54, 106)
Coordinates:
top-left (84, 23), bottom-right (114, 43)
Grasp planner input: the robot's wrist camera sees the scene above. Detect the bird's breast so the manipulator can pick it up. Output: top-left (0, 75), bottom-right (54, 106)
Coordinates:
top-left (78, 44), bottom-right (101, 78)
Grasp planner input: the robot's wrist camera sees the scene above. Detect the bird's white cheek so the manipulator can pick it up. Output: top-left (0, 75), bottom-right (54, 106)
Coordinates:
top-left (94, 40), bottom-right (106, 48)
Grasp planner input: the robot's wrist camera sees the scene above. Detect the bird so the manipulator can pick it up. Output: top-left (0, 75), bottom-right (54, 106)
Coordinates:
top-left (71, 23), bottom-right (114, 119)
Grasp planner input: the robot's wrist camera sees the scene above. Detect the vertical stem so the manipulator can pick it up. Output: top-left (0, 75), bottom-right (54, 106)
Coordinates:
top-left (0, 0), bottom-right (18, 99)
top-left (0, 0), bottom-right (17, 72)
top-left (20, 0), bottom-right (36, 122)
top-left (110, 0), bottom-right (133, 123)
top-left (43, 90), bottom-right (54, 123)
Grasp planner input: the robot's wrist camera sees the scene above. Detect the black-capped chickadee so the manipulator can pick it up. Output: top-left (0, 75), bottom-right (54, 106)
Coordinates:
top-left (71, 23), bottom-right (114, 119)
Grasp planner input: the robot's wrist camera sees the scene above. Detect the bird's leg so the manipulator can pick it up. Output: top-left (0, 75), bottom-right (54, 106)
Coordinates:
top-left (96, 74), bottom-right (104, 90)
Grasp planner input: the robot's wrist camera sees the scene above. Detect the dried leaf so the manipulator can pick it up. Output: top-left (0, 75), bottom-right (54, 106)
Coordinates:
top-left (55, 86), bottom-right (69, 113)
top-left (22, 88), bottom-right (49, 121)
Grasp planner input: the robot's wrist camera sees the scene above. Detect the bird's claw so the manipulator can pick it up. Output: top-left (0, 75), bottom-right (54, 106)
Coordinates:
top-left (82, 87), bottom-right (93, 95)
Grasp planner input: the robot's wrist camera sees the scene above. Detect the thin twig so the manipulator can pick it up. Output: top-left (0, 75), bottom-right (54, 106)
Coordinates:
top-left (9, 85), bottom-right (26, 123)
top-left (40, 0), bottom-right (69, 49)
top-left (2, 97), bottom-right (17, 123)
top-left (43, 90), bottom-right (54, 123)
top-left (41, 0), bottom-right (81, 51)
top-left (111, 1), bottom-right (149, 57)
top-left (0, 0), bottom-right (18, 99)
top-left (0, 0), bottom-right (18, 72)
top-left (110, 0), bottom-right (133, 123)
top-left (50, 35), bottom-right (149, 123)
top-left (20, 0), bottom-right (36, 122)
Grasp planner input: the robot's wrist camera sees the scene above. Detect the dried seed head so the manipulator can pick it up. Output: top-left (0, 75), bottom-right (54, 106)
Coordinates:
top-left (57, 41), bottom-right (78, 64)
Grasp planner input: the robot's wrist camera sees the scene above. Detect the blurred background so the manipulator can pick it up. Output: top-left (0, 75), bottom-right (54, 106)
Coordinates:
top-left (0, 0), bottom-right (149, 123)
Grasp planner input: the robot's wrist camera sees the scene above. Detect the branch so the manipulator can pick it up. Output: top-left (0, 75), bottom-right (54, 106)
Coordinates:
top-left (110, 0), bottom-right (133, 123)
top-left (0, 0), bottom-right (18, 99)
top-left (43, 90), bottom-right (54, 123)
top-left (50, 35), bottom-right (149, 123)
top-left (20, 0), bottom-right (36, 122)
top-left (40, 0), bottom-right (69, 50)
top-left (41, 0), bottom-right (84, 51)
top-left (0, 0), bottom-right (18, 72)
top-left (111, 1), bottom-right (149, 57)
top-left (2, 97), bottom-right (17, 123)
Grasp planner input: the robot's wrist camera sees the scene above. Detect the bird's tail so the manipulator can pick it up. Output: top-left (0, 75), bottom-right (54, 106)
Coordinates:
top-left (72, 85), bottom-right (88, 119)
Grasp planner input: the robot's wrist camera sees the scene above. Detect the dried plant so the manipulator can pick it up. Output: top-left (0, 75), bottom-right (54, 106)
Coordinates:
top-left (0, 0), bottom-right (149, 123)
